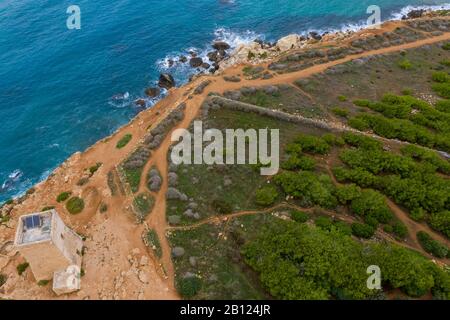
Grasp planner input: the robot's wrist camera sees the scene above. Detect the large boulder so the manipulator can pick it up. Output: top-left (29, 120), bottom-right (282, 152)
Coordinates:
top-left (145, 87), bottom-right (160, 97)
top-left (158, 73), bottom-right (175, 90)
top-left (212, 41), bottom-right (230, 51)
top-left (276, 34), bottom-right (302, 51)
top-left (172, 247), bottom-right (185, 257)
top-left (189, 57), bottom-right (203, 68)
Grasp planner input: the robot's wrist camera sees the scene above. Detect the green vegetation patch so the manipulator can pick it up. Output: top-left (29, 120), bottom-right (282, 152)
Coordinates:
top-left (417, 231), bottom-right (449, 259)
top-left (56, 191), bottom-right (71, 203)
top-left (133, 193), bottom-right (155, 222)
top-left (116, 133), bottom-right (133, 149)
top-left (146, 229), bottom-right (162, 258)
top-left (66, 197), bottom-right (85, 215)
top-left (17, 262), bottom-right (29, 275)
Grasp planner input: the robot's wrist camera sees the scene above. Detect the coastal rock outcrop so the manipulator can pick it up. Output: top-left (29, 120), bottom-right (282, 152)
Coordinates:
top-left (212, 41), bottom-right (230, 51)
top-left (158, 73), bottom-right (175, 90)
top-left (145, 87), bottom-right (160, 98)
top-left (189, 57), bottom-right (203, 68)
top-left (276, 34), bottom-right (302, 51)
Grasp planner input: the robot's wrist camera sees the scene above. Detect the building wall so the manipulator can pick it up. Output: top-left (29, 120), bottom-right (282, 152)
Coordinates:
top-left (19, 241), bottom-right (70, 280)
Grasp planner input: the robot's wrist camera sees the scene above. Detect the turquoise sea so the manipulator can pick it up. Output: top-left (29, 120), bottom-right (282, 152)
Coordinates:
top-left (1, 0), bottom-right (449, 202)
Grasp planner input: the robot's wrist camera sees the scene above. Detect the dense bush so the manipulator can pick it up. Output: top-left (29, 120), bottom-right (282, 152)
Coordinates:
top-left (392, 221), bottom-right (408, 239)
top-left (281, 154), bottom-right (316, 171)
top-left (417, 231), bottom-right (449, 258)
top-left (432, 82), bottom-right (450, 99)
top-left (332, 107), bottom-right (349, 118)
top-left (351, 223), bottom-right (375, 239)
top-left (432, 71), bottom-right (450, 83)
top-left (56, 191), bottom-right (71, 203)
top-left (275, 171), bottom-right (337, 208)
top-left (290, 210), bottom-right (309, 223)
top-left (350, 189), bottom-right (393, 224)
top-left (243, 221), bottom-right (450, 299)
top-left (66, 197), bottom-right (85, 215)
top-left (429, 211), bottom-right (450, 238)
top-left (435, 99), bottom-right (450, 113)
top-left (255, 185), bottom-right (279, 206)
top-left (177, 276), bottom-right (202, 298)
top-left (342, 132), bottom-right (382, 150)
top-left (292, 134), bottom-right (331, 155)
top-left (335, 184), bottom-right (362, 205)
top-left (315, 216), bottom-right (333, 231)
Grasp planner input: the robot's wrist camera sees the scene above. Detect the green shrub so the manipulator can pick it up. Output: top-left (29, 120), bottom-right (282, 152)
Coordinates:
top-left (99, 203), bottom-right (108, 213)
top-left (56, 191), bottom-right (71, 203)
top-left (37, 279), bottom-right (50, 286)
top-left (332, 107), bottom-right (349, 118)
top-left (348, 117), bottom-right (370, 131)
top-left (383, 225), bottom-right (393, 233)
top-left (351, 223), bottom-right (375, 239)
top-left (392, 222), bottom-right (408, 239)
top-left (417, 231), bottom-right (449, 258)
top-left (429, 211), bottom-right (450, 238)
top-left (116, 133), bottom-right (132, 149)
top-left (435, 100), bottom-right (450, 113)
top-left (410, 208), bottom-right (426, 221)
top-left (442, 43), bottom-right (450, 50)
top-left (432, 71), bottom-right (450, 83)
top-left (350, 190), bottom-right (393, 224)
top-left (338, 95), bottom-right (348, 102)
top-left (290, 210), bottom-right (309, 223)
top-left (41, 206), bottom-right (55, 212)
top-left (17, 262), bottom-right (29, 275)
top-left (293, 134), bottom-right (331, 154)
top-left (281, 155), bottom-right (316, 171)
top-left (398, 59), bottom-right (413, 70)
top-left (66, 197), bottom-right (85, 215)
top-left (432, 82), bottom-right (450, 99)
top-left (335, 184), bottom-right (362, 205)
top-left (255, 185), bottom-right (278, 206)
top-left (315, 216), bottom-right (333, 231)
top-left (89, 162), bottom-right (102, 175)
top-left (177, 276), bottom-right (202, 298)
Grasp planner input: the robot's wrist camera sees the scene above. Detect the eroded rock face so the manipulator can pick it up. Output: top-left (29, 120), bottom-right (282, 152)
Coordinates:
top-left (158, 73), bottom-right (175, 90)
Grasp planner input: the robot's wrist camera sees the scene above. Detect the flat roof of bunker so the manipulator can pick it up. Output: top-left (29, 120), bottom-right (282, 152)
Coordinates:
top-left (15, 211), bottom-right (53, 245)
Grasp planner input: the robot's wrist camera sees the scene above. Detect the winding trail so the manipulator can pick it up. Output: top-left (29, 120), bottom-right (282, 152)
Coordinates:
top-left (134, 31), bottom-right (450, 291)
